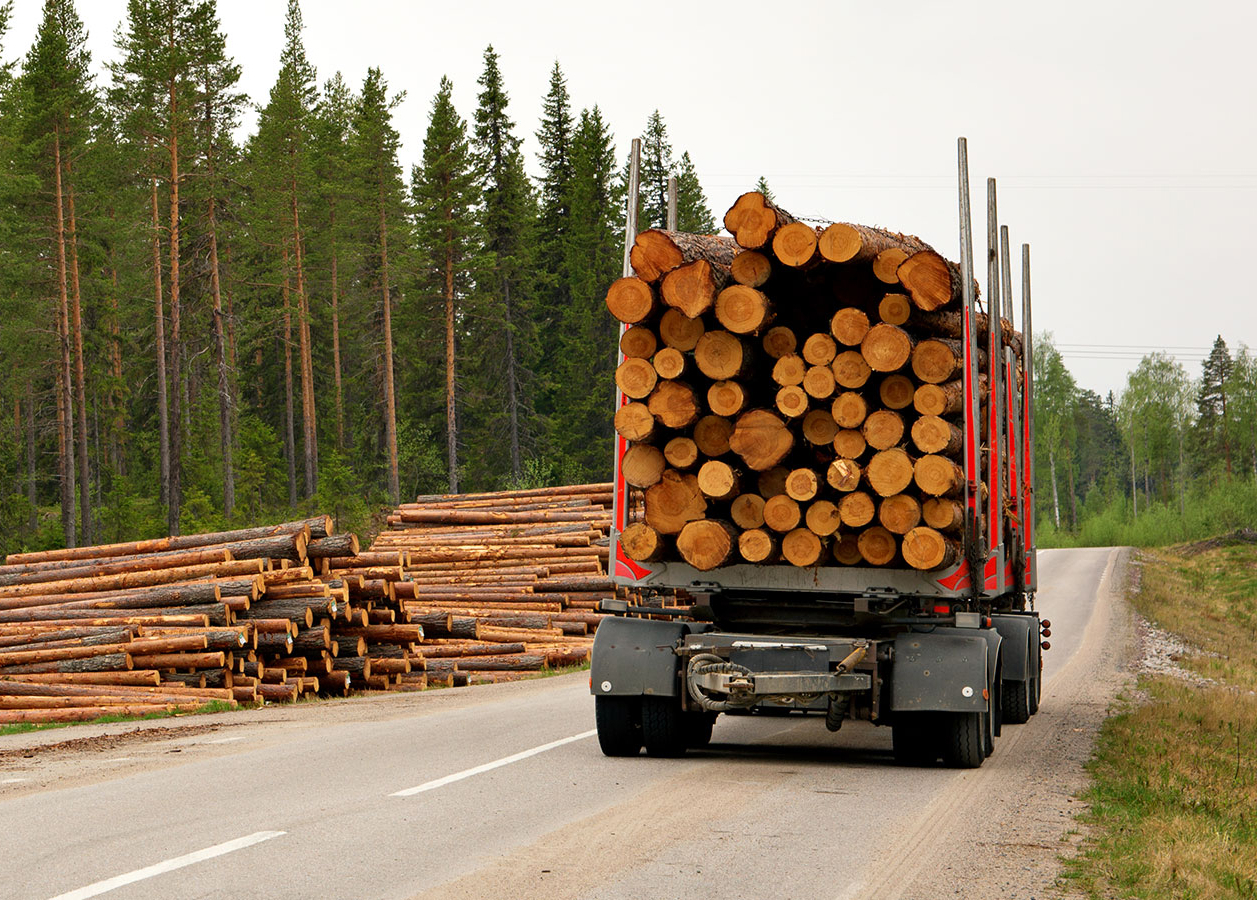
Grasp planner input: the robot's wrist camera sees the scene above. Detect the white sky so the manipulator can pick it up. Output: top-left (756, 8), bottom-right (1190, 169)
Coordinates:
top-left (7, 0), bottom-right (1256, 399)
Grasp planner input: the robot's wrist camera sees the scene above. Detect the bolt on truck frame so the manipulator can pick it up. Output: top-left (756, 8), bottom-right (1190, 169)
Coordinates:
top-left (591, 138), bottom-right (1048, 767)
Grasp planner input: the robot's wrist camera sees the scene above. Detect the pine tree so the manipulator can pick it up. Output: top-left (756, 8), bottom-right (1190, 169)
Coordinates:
top-left (674, 150), bottom-right (715, 233)
top-left (412, 76), bottom-right (480, 493)
top-left (638, 109), bottom-right (673, 230)
top-left (1196, 334), bottom-right (1233, 474)
top-left (754, 175), bottom-right (774, 204)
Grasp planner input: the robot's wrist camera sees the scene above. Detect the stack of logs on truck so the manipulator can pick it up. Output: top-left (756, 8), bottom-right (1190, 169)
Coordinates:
top-left (607, 190), bottom-right (1022, 574)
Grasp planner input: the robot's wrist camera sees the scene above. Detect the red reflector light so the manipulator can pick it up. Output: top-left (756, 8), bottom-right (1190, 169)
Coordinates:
top-left (933, 604), bottom-right (950, 615)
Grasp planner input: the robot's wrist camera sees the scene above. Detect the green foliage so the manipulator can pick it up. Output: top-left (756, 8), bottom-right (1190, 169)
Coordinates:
top-left (674, 151), bottom-right (715, 233)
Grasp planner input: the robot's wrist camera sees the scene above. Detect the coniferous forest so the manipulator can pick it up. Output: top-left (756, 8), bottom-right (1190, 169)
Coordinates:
top-left (1, 0), bottom-right (1255, 558)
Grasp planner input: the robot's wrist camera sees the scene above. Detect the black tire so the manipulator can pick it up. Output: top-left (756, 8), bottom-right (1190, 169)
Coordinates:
top-left (595, 696), bottom-right (642, 757)
top-left (1002, 677), bottom-right (1032, 724)
top-left (1029, 653), bottom-right (1042, 715)
top-left (892, 713), bottom-right (938, 766)
top-left (641, 695), bottom-right (688, 757)
top-left (942, 712), bottom-right (985, 768)
top-left (684, 712), bottom-right (717, 748)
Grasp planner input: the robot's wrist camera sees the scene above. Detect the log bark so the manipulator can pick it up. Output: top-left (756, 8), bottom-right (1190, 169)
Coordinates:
top-left (714, 285), bottom-right (773, 334)
top-left (878, 494), bottom-right (922, 535)
top-left (605, 277), bottom-right (657, 324)
top-left (630, 230), bottom-right (737, 283)
top-left (644, 471), bottom-right (707, 535)
top-left (866, 448), bottom-right (915, 497)
top-left (729, 410), bottom-right (794, 471)
top-left (862, 409), bottom-right (905, 451)
top-left (723, 192), bottom-right (796, 250)
top-left (804, 500), bottom-right (842, 537)
top-left (622, 445), bottom-right (666, 488)
top-left (831, 351), bottom-right (871, 389)
top-left (857, 527), bottom-right (898, 565)
top-left (306, 534), bottom-right (360, 559)
top-left (694, 331), bottom-right (749, 380)
top-left (731, 250), bottom-right (772, 287)
top-left (781, 528), bottom-right (824, 567)
top-left (901, 526), bottom-right (961, 570)
top-left (647, 381), bottom-right (701, 429)
top-left (738, 528), bottom-right (778, 563)
top-left (658, 309), bottom-right (704, 351)
top-left (915, 309), bottom-right (1022, 357)
top-left (762, 495), bottom-right (801, 533)
top-left (676, 520), bottom-right (738, 572)
top-left (771, 222), bottom-right (819, 268)
top-left (615, 358), bottom-right (658, 400)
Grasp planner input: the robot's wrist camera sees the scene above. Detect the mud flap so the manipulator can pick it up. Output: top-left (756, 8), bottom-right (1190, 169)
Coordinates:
top-left (891, 632), bottom-right (990, 713)
top-left (590, 617), bottom-right (688, 698)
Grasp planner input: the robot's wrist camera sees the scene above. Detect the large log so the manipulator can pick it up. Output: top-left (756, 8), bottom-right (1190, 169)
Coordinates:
top-left (663, 437), bottom-right (699, 470)
top-left (775, 385), bottom-right (809, 419)
top-left (658, 309), bottom-right (705, 351)
top-left (785, 468), bottom-right (820, 502)
top-left (802, 365), bottom-right (836, 400)
top-left (729, 410), bottom-right (794, 471)
top-left (878, 494), bottom-right (923, 535)
top-left (911, 339), bottom-right (966, 384)
top-left (731, 250), bottom-right (772, 287)
top-left (911, 416), bottom-right (964, 456)
top-left (693, 415), bottom-right (734, 457)
top-left (902, 526), bottom-right (961, 570)
top-left (723, 192), bottom-right (796, 250)
top-left (857, 526), bottom-right (898, 566)
top-left (622, 444), bottom-right (666, 489)
top-left (730, 494), bottom-right (766, 530)
top-left (914, 455), bottom-right (965, 497)
top-left (878, 293), bottom-right (912, 325)
top-left (830, 308), bottom-right (870, 347)
top-left (771, 222), bottom-right (819, 268)
top-left (620, 325), bottom-right (657, 359)
top-left (866, 448), bottom-right (915, 497)
top-left (630, 230), bottom-right (737, 283)
top-left (878, 375), bottom-right (915, 411)
top-left (802, 333), bottom-right (838, 367)
top-left (826, 458), bottom-right (863, 492)
top-left (802, 409), bottom-right (840, 446)
top-left (781, 529), bottom-right (824, 567)
top-left (0, 547), bottom-right (233, 589)
top-left (715, 285), bottom-right (773, 334)
top-left (694, 331), bottom-right (749, 380)
top-left (661, 259), bottom-right (730, 319)
top-left (676, 520), bottom-right (738, 572)
top-left (0, 559), bottom-right (265, 601)
top-left (833, 535), bottom-right (863, 565)
top-left (915, 309), bottom-right (1023, 357)
top-left (831, 392), bottom-right (868, 429)
top-left (816, 223), bottom-right (931, 265)
top-left (862, 409), bottom-right (905, 451)
top-left (614, 402), bottom-right (656, 442)
top-left (647, 381), bottom-right (701, 429)
top-left (652, 348), bottom-right (687, 381)
top-left (771, 353), bottom-right (806, 387)
top-left (922, 497), bottom-right (965, 533)
top-left (605, 277), bottom-right (657, 324)
top-left (615, 358), bottom-right (658, 400)
top-left (897, 251), bottom-right (963, 311)
top-left (762, 495), bottom-right (802, 533)
top-left (707, 380), bottom-right (747, 418)
top-left (804, 500), bottom-right (842, 537)
top-left (831, 351), bottom-right (871, 389)
top-left (697, 460), bottom-right (741, 502)
top-left (860, 323), bottom-right (914, 373)
top-left (644, 471), bottom-right (707, 535)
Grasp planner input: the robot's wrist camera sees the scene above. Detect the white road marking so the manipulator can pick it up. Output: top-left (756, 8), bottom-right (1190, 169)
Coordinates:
top-left (1, 777), bottom-right (26, 784)
top-left (206, 736), bottom-right (244, 744)
top-left (104, 758), bottom-right (133, 763)
top-left (48, 830), bottom-right (285, 900)
top-left (392, 729), bottom-right (597, 798)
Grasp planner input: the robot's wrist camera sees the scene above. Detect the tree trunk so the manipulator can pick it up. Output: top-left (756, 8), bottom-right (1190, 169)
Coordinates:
top-left (207, 175), bottom-right (234, 519)
top-left (167, 74), bottom-right (182, 537)
top-left (52, 127), bottom-right (76, 549)
top-left (63, 156), bottom-right (90, 545)
top-left (330, 222), bottom-right (345, 451)
top-left (151, 177), bottom-right (169, 510)
top-left (282, 244), bottom-right (297, 506)
top-left (379, 185), bottom-right (400, 505)
top-left (25, 387), bottom-right (37, 534)
top-left (291, 173), bottom-right (317, 498)
top-left (502, 275), bottom-right (522, 481)
top-left (106, 249), bottom-right (125, 475)
top-left (1051, 449), bottom-right (1061, 528)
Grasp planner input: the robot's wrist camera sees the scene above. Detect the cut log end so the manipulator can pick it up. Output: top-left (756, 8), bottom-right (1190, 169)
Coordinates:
top-left (771, 222), bottom-right (818, 268)
top-left (804, 500), bottom-right (842, 537)
top-left (622, 444), bottom-right (666, 489)
top-left (729, 409), bottom-right (794, 471)
top-left (831, 351), bottom-right (872, 389)
top-left (659, 309), bottom-right (705, 351)
top-left (731, 250), bottom-right (772, 288)
top-left (605, 277), bottom-right (656, 324)
top-left (762, 494), bottom-right (802, 533)
top-left (730, 493), bottom-right (766, 530)
top-left (715, 285), bottom-right (773, 335)
top-left (902, 526), bottom-right (960, 570)
top-left (620, 523), bottom-right (665, 563)
top-left (614, 402), bottom-right (655, 442)
top-left (663, 437), bottom-right (699, 470)
top-left (866, 448), bottom-right (914, 497)
top-left (762, 326), bottom-right (797, 359)
top-left (738, 528), bottom-right (778, 564)
top-left (784, 468), bottom-right (820, 502)
top-left (676, 520), bottom-right (738, 572)
top-left (857, 526), bottom-right (898, 565)
top-left (826, 458), bottom-right (862, 492)
top-left (620, 326), bottom-right (658, 359)
top-left (861, 323), bottom-right (913, 373)
top-left (781, 529), bottom-right (824, 567)
top-left (862, 409), bottom-right (906, 451)
top-left (831, 308), bottom-right (870, 347)
top-left (615, 358), bottom-right (658, 400)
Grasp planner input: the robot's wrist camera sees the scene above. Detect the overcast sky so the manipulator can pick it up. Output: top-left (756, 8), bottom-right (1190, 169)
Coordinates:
top-left (7, 0), bottom-right (1255, 399)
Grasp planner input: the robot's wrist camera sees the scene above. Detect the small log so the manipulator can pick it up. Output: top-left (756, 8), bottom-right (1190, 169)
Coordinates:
top-left (692, 415), bottom-right (734, 458)
top-left (898, 251), bottom-right (962, 311)
top-left (816, 222), bottom-right (930, 265)
top-left (857, 526), bottom-right (898, 565)
top-left (785, 468), bottom-right (820, 502)
top-left (676, 520), bottom-right (738, 572)
top-left (723, 191), bottom-right (796, 250)
top-left (738, 528), bottom-right (779, 563)
top-left (762, 495), bottom-right (801, 533)
top-left (707, 380), bottom-right (747, 418)
top-left (652, 347), bottom-right (687, 380)
top-left (902, 526), bottom-right (961, 570)
top-left (831, 392), bottom-right (868, 429)
top-left (913, 377), bottom-right (986, 416)
top-left (878, 375), bottom-right (915, 411)
top-left (802, 333), bottom-right (838, 366)
top-left (644, 471), bottom-right (708, 535)
top-left (801, 409), bottom-right (839, 446)
top-left (757, 466), bottom-right (790, 498)
top-left (863, 409), bottom-right (906, 451)
top-left (802, 365), bottom-right (836, 400)
top-left (831, 351), bottom-right (872, 389)
top-left (878, 494), bottom-right (923, 535)
top-left (729, 409), bottom-right (794, 471)
top-left (912, 339), bottom-right (966, 384)
top-left (697, 460), bottom-right (741, 502)
top-left (622, 444), bottom-right (666, 489)
top-left (615, 358), bottom-right (658, 400)
top-left (715, 285), bottom-right (773, 334)
top-left (761, 326), bottom-right (797, 359)
top-left (878, 293), bottom-right (912, 325)
top-left (694, 331), bottom-right (749, 381)
top-left (772, 221), bottom-right (819, 267)
top-left (832, 429), bottom-right (868, 460)
top-left (731, 250), bottom-right (772, 287)
top-left (914, 455), bottom-right (965, 497)
top-left (922, 498), bottom-right (965, 533)
top-left (605, 277), bottom-right (657, 324)
top-left (866, 448), bottom-right (915, 497)
top-left (775, 385), bottom-right (809, 419)
top-left (130, 651), bottom-right (225, 669)
top-left (826, 458), bottom-right (863, 492)
top-left (833, 534), bottom-right (863, 565)
top-left (663, 437), bottom-right (699, 470)
top-left (614, 402), bottom-right (656, 442)
top-left (804, 500), bottom-right (842, 537)
top-left (911, 416), bottom-right (964, 456)
top-left (620, 325), bottom-right (657, 359)
top-left (661, 259), bottom-right (729, 318)
top-left (872, 249), bottom-right (909, 284)
top-left (781, 529), bottom-right (824, 567)
top-left (658, 309), bottom-right (704, 351)
top-left (861, 323), bottom-right (914, 373)
top-left (831, 308), bottom-right (870, 347)
top-left (771, 353), bottom-right (806, 387)
top-left (647, 381), bottom-right (701, 430)
top-left (630, 230), bottom-right (737, 283)
top-left (729, 494), bottom-right (766, 530)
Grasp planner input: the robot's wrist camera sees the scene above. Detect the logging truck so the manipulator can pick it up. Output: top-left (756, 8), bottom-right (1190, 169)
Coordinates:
top-left (592, 139), bottom-right (1048, 768)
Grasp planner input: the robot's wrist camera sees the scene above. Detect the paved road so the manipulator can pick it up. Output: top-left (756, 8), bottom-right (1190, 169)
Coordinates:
top-left (0, 547), bottom-right (1128, 900)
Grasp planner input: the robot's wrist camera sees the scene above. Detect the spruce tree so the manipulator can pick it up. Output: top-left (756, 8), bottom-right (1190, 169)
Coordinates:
top-left (754, 175), bottom-right (774, 203)
top-left (412, 76), bottom-right (480, 493)
top-left (638, 109), bottom-right (672, 230)
top-left (1196, 335), bottom-right (1233, 473)
top-left (675, 150), bottom-right (715, 233)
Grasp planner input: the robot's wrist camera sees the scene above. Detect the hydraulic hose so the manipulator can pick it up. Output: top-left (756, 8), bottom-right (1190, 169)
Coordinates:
top-left (686, 653), bottom-right (755, 712)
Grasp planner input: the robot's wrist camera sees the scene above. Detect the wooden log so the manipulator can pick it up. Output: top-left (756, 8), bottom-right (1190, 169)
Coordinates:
top-left (816, 222), bottom-right (931, 265)
top-left (878, 293), bottom-right (912, 325)
top-left (622, 444), bottom-right (666, 489)
top-left (257, 682), bottom-right (299, 703)
top-left (0, 547), bottom-right (233, 586)
top-left (802, 365), bottom-right (836, 400)
top-left (771, 353), bottom-right (806, 387)
top-left (782, 529), bottom-right (824, 567)
top-left (911, 416), bottom-right (964, 456)
top-left (1, 671), bottom-right (160, 686)
top-left (723, 191), bottom-right (796, 250)
top-left (804, 500), bottom-right (842, 537)
top-left (618, 523), bottom-right (666, 563)
top-left (826, 458), bottom-right (863, 492)
top-left (912, 338), bottom-right (966, 384)
top-left (833, 534), bottom-right (863, 565)
top-left (647, 380), bottom-right (701, 430)
top-left (697, 460), bottom-right (740, 502)
top-left (0, 559), bottom-right (265, 601)
top-left (630, 230), bottom-right (736, 283)
top-left (694, 331), bottom-right (749, 381)
top-left (729, 409), bottom-right (794, 471)
top-left (615, 358), bottom-right (658, 400)
top-left (644, 471), bottom-right (707, 535)
top-left (0, 581), bottom-right (223, 613)
top-left (731, 249), bottom-right (772, 287)
top-left (757, 466), bottom-right (790, 498)
top-left (898, 251), bottom-right (962, 312)
top-left (604, 277), bottom-right (656, 324)
top-left (873, 249), bottom-right (909, 284)
top-left (729, 494), bottom-right (766, 530)
top-left (292, 626), bottom-right (331, 653)
top-left (0, 703), bottom-right (200, 723)
top-left (902, 526), bottom-right (961, 570)
top-left (831, 351), bottom-right (871, 389)
top-left (614, 402), bottom-right (656, 442)
top-left (715, 285), bottom-right (773, 334)
top-left (130, 651), bottom-right (225, 669)
top-left (676, 520), bottom-right (738, 572)
top-left (866, 448), bottom-right (915, 497)
top-left (663, 436), bottom-right (699, 470)
top-left (761, 326), bottom-right (797, 359)
top-left (915, 309), bottom-right (1022, 357)
top-left (692, 415), bottom-right (734, 458)
top-left (707, 380), bottom-right (747, 418)
top-left (661, 259), bottom-right (729, 318)
top-left (863, 409), bottom-right (906, 451)
top-left (878, 494), bottom-right (923, 535)
top-left (771, 221), bottom-right (819, 267)
top-left (652, 348), bottom-right (687, 381)
top-left (0, 652), bottom-right (131, 675)
top-left (831, 392), bottom-right (868, 429)
top-left (922, 498), bottom-right (965, 533)
top-left (830, 308), bottom-right (870, 347)
top-left (738, 528), bottom-right (778, 564)
top-left (775, 385), bottom-right (809, 419)
top-left (658, 309), bottom-right (704, 351)
top-left (620, 325), bottom-right (657, 359)
top-left (857, 527), bottom-right (898, 565)
top-left (913, 376), bottom-right (986, 416)
top-left (762, 495), bottom-right (802, 533)
top-left (801, 409), bottom-right (839, 446)
top-left (914, 455), bottom-right (965, 496)
top-left (785, 468), bottom-right (820, 502)
top-left (860, 323), bottom-right (914, 373)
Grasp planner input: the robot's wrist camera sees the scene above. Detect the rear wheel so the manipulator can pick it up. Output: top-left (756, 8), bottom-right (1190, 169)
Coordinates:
top-left (1002, 677), bottom-right (1032, 724)
top-left (942, 712), bottom-right (985, 768)
top-left (892, 713), bottom-right (939, 765)
top-left (1028, 654), bottom-right (1042, 715)
top-left (684, 712), bottom-right (717, 748)
top-left (595, 696), bottom-right (642, 757)
top-left (642, 695), bottom-right (688, 757)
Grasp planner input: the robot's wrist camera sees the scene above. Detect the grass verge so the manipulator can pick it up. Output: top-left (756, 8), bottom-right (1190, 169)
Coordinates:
top-left (1063, 542), bottom-right (1257, 899)
top-left (0, 700), bottom-right (238, 738)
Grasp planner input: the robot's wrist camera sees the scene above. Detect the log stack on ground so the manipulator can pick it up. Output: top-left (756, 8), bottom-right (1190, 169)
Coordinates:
top-left (609, 196), bottom-right (1022, 573)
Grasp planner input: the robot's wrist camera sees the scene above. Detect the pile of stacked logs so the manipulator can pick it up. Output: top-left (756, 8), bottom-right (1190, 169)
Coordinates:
top-left (370, 483), bottom-right (657, 685)
top-left (608, 191), bottom-right (1022, 572)
top-left (0, 517), bottom-right (422, 723)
